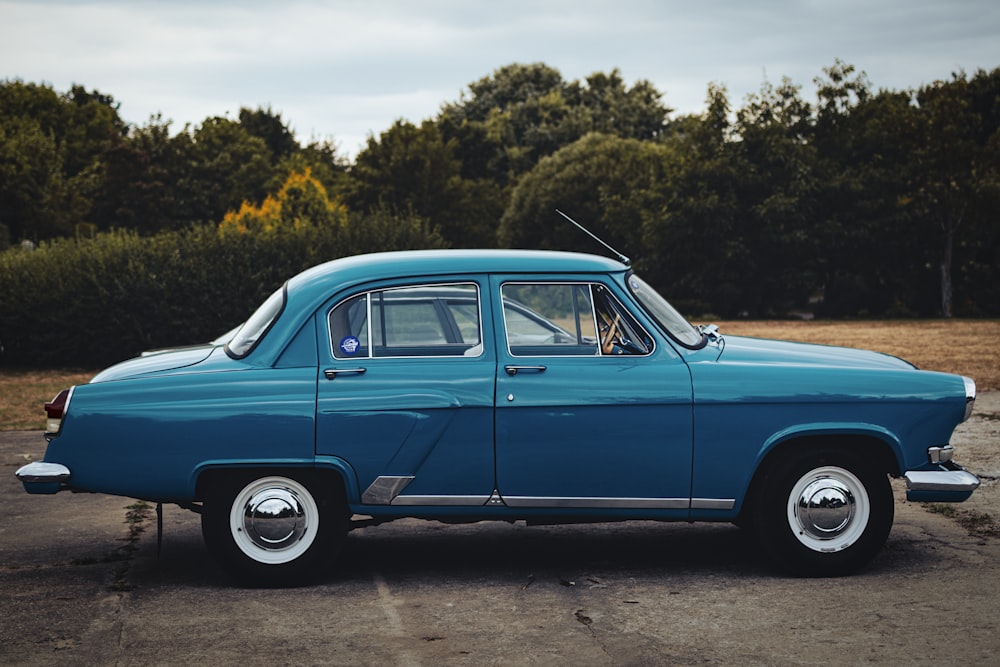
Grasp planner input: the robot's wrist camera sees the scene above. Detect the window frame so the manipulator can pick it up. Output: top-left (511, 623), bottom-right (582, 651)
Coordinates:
top-left (327, 282), bottom-right (484, 360)
top-left (500, 281), bottom-right (654, 358)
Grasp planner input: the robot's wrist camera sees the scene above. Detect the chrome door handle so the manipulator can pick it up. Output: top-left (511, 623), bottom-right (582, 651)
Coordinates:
top-left (504, 365), bottom-right (547, 376)
top-left (324, 367), bottom-right (367, 380)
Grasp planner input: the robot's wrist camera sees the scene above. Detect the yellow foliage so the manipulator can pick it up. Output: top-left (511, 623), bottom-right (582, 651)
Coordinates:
top-left (219, 168), bottom-right (347, 237)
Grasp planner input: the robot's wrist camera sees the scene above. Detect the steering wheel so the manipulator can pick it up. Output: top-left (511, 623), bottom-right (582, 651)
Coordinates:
top-left (599, 311), bottom-right (621, 355)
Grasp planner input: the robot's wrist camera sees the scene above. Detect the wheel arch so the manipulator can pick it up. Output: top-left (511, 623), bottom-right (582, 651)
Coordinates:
top-left (194, 460), bottom-right (353, 504)
top-left (739, 430), bottom-right (901, 523)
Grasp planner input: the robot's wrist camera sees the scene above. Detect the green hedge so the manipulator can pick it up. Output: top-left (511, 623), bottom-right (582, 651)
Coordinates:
top-left (0, 211), bottom-right (446, 367)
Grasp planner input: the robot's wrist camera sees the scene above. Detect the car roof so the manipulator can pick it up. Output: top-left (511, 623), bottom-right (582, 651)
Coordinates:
top-left (247, 250), bottom-right (627, 367)
top-left (288, 249), bottom-right (628, 299)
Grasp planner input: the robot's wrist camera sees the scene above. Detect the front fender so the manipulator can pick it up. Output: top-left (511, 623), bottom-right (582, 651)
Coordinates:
top-left (759, 422), bottom-right (904, 474)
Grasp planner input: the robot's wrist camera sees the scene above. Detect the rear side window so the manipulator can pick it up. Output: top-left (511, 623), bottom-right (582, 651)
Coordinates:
top-left (329, 284), bottom-right (482, 358)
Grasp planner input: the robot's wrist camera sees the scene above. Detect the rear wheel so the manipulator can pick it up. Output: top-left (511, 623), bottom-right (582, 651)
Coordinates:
top-left (202, 472), bottom-right (348, 586)
top-left (752, 448), bottom-right (893, 576)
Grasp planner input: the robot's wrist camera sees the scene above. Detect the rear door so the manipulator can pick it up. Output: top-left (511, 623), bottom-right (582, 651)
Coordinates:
top-left (315, 280), bottom-right (496, 506)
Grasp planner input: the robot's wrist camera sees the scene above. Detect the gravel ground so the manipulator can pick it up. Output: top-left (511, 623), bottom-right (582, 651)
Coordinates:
top-left (1, 394), bottom-right (997, 665)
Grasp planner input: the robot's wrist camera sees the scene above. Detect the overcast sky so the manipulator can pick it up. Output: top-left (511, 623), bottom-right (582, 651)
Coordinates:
top-left (3, 0), bottom-right (999, 159)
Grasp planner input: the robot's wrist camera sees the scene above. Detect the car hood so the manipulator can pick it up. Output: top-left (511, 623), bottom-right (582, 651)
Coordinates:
top-left (90, 346), bottom-right (218, 383)
top-left (717, 335), bottom-right (916, 370)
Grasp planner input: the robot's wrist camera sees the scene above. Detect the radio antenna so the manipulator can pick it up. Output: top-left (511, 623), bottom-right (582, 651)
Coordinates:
top-left (555, 209), bottom-right (630, 266)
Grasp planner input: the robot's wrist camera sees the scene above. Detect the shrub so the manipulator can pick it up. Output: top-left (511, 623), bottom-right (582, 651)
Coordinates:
top-left (0, 208), bottom-right (445, 367)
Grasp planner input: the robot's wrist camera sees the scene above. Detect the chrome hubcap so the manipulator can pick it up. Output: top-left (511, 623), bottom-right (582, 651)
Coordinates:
top-left (787, 466), bottom-right (870, 553)
top-left (242, 487), bottom-right (307, 550)
top-left (229, 476), bottom-right (318, 564)
top-left (795, 478), bottom-right (855, 540)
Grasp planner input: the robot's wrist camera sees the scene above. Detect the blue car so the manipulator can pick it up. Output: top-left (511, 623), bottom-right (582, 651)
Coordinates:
top-left (17, 250), bottom-right (980, 583)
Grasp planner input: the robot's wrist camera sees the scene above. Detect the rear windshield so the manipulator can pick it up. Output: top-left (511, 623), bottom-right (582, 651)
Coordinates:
top-left (225, 286), bottom-right (286, 358)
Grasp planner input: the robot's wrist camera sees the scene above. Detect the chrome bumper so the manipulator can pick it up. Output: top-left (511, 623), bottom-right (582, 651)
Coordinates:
top-left (15, 461), bottom-right (71, 494)
top-left (904, 465), bottom-right (980, 502)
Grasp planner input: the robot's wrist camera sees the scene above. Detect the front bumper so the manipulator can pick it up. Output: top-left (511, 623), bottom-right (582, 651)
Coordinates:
top-left (904, 462), bottom-right (980, 503)
top-left (15, 461), bottom-right (71, 495)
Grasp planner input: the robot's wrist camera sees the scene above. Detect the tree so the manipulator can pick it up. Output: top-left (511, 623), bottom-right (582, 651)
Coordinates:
top-left (0, 80), bottom-right (126, 241)
top-left (498, 132), bottom-right (677, 271)
top-left (953, 68), bottom-right (1000, 315)
top-left (0, 117), bottom-right (71, 241)
top-left (648, 84), bottom-right (745, 315)
top-left (272, 139), bottom-right (350, 202)
top-left (811, 62), bottom-right (925, 316)
top-left (90, 115), bottom-right (184, 233)
top-left (439, 63), bottom-right (671, 185)
top-left (239, 106), bottom-right (299, 163)
top-left (910, 69), bottom-right (1000, 316)
top-left (173, 117), bottom-right (275, 225)
top-left (219, 168), bottom-right (347, 237)
top-left (729, 76), bottom-right (820, 315)
top-left (348, 119), bottom-right (501, 247)
top-left (566, 69), bottom-right (670, 141)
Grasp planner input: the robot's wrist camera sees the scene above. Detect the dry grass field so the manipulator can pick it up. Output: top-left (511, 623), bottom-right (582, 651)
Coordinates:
top-left (1, 369), bottom-right (96, 431)
top-left (714, 319), bottom-right (1000, 391)
top-left (1, 319), bottom-right (997, 430)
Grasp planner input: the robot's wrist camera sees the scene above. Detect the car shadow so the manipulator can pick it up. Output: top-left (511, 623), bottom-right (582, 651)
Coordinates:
top-left (131, 509), bottom-right (928, 588)
top-left (338, 519), bottom-right (761, 581)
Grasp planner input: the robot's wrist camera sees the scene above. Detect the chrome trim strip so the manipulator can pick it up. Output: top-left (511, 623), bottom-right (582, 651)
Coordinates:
top-left (963, 376), bottom-right (977, 421)
top-left (691, 498), bottom-right (735, 510)
top-left (15, 461), bottom-right (71, 484)
top-left (391, 495), bottom-right (492, 506)
top-left (499, 281), bottom-right (655, 359)
top-left (905, 469), bottom-right (980, 493)
top-left (503, 496), bottom-right (689, 509)
top-left (361, 476), bottom-right (414, 505)
top-left (327, 282), bottom-right (484, 360)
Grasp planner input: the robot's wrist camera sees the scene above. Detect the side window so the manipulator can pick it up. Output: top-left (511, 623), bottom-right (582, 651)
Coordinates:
top-left (592, 284), bottom-right (653, 356)
top-left (330, 294), bottom-right (369, 358)
top-left (501, 283), bottom-right (652, 357)
top-left (501, 283), bottom-right (598, 356)
top-left (330, 284), bottom-right (482, 358)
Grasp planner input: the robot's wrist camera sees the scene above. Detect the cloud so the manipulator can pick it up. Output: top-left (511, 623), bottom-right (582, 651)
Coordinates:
top-left (2, 0), bottom-right (999, 157)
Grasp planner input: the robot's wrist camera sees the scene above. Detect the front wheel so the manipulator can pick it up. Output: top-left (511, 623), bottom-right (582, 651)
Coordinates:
top-left (752, 449), bottom-right (894, 576)
top-left (202, 472), bottom-right (347, 586)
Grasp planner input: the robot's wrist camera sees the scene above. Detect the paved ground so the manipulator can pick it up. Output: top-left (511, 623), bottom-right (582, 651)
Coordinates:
top-left (2, 394), bottom-right (998, 666)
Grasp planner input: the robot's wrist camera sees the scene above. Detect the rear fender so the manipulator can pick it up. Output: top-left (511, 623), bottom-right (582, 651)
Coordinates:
top-left (193, 456), bottom-right (359, 504)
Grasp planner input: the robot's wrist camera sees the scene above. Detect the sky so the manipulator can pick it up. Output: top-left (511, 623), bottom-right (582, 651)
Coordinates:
top-left (2, 0), bottom-right (999, 159)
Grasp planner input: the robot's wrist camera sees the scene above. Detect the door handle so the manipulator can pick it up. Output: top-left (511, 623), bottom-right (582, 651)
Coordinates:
top-left (324, 367), bottom-right (367, 380)
top-left (504, 365), bottom-right (547, 376)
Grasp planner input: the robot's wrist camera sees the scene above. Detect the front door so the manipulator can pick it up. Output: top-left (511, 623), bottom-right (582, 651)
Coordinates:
top-left (492, 277), bottom-right (693, 512)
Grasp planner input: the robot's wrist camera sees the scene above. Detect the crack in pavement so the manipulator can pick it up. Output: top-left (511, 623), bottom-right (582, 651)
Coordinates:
top-left (374, 571), bottom-right (421, 667)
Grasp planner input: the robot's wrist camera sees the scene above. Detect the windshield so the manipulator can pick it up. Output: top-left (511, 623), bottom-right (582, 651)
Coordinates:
top-left (225, 286), bottom-right (286, 358)
top-left (626, 274), bottom-right (704, 348)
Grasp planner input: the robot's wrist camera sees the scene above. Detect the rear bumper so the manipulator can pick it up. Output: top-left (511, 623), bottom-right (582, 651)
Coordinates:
top-left (904, 463), bottom-right (980, 503)
top-left (15, 461), bottom-right (71, 494)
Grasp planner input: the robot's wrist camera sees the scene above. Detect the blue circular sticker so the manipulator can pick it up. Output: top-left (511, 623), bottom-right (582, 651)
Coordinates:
top-left (339, 336), bottom-right (361, 355)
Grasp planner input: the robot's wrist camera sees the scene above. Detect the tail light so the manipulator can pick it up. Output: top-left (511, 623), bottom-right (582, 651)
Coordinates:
top-left (44, 387), bottom-right (74, 438)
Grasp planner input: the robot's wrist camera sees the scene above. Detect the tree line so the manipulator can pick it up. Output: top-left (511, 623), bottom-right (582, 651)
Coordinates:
top-left (2, 61), bottom-right (998, 319)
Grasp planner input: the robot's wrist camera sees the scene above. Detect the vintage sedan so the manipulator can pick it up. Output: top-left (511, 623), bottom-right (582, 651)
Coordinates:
top-left (17, 249), bottom-right (980, 584)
